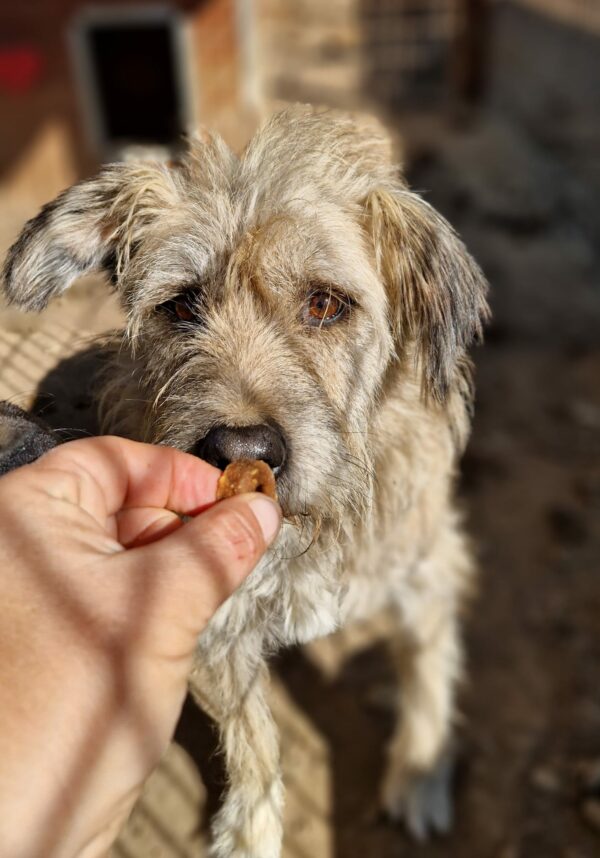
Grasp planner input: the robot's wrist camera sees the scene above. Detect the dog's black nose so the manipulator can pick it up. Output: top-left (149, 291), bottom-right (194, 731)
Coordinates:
top-left (194, 424), bottom-right (287, 475)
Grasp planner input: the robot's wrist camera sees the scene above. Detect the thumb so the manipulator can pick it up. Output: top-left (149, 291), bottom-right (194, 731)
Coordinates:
top-left (124, 493), bottom-right (282, 637)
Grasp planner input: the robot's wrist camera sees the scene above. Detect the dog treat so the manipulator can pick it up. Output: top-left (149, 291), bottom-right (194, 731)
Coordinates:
top-left (216, 459), bottom-right (278, 501)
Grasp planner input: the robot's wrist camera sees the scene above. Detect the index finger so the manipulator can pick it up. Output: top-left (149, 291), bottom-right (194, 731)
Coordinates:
top-left (24, 436), bottom-right (220, 522)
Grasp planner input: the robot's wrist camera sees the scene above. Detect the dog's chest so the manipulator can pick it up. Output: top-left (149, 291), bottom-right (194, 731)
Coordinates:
top-left (201, 552), bottom-right (344, 650)
top-left (199, 520), bottom-right (413, 654)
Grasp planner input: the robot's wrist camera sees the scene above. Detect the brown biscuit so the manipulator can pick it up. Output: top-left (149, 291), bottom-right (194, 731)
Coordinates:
top-left (216, 459), bottom-right (278, 501)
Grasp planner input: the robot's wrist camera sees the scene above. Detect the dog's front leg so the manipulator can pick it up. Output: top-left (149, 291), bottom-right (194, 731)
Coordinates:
top-left (191, 643), bottom-right (283, 858)
top-left (381, 598), bottom-right (462, 841)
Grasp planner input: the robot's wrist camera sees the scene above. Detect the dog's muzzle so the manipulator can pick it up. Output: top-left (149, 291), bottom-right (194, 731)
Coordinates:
top-left (193, 423), bottom-right (287, 476)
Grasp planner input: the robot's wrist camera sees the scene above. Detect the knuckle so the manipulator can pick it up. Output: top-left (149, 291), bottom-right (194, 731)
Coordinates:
top-left (210, 505), bottom-right (263, 566)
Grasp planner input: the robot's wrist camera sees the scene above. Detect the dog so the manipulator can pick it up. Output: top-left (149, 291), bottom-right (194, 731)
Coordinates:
top-left (2, 104), bottom-right (489, 857)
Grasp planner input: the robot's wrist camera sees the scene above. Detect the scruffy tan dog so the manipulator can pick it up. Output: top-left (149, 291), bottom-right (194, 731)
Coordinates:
top-left (3, 105), bottom-right (488, 857)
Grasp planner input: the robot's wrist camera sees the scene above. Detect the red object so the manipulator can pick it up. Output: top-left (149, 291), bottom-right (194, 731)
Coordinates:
top-left (0, 47), bottom-right (43, 94)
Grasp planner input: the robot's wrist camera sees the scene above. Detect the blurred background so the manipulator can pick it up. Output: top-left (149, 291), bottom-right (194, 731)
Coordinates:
top-left (0, 2), bottom-right (599, 857)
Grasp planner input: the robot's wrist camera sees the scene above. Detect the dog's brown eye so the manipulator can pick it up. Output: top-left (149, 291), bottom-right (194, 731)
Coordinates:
top-left (173, 299), bottom-right (194, 322)
top-left (159, 292), bottom-right (198, 324)
top-left (305, 291), bottom-right (348, 327)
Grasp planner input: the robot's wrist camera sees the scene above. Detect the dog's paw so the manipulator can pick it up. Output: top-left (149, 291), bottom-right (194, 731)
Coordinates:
top-left (381, 749), bottom-right (455, 841)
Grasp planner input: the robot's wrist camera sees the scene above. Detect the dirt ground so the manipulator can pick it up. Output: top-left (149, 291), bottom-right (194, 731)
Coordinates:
top-left (1, 111), bottom-right (599, 858)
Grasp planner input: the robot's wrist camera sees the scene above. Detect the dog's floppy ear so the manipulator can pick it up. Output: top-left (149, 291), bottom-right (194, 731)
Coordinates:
top-left (2, 162), bottom-right (179, 311)
top-left (365, 186), bottom-right (489, 401)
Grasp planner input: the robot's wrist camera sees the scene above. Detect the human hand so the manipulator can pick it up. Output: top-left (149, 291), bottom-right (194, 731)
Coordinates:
top-left (0, 436), bottom-right (281, 858)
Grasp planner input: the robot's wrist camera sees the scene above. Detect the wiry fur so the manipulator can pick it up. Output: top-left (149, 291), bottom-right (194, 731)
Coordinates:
top-left (2, 105), bottom-right (489, 856)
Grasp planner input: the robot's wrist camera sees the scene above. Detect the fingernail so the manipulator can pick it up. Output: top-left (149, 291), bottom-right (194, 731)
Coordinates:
top-left (248, 496), bottom-right (281, 545)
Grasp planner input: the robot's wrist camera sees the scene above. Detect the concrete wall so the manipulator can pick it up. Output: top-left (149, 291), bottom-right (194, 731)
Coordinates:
top-left (488, 0), bottom-right (600, 262)
top-left (512, 0), bottom-right (600, 35)
top-left (487, 1), bottom-right (600, 247)
top-left (489, 1), bottom-right (600, 146)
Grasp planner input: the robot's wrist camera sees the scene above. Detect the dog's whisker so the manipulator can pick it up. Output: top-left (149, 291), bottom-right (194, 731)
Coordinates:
top-left (2, 391), bottom-right (39, 408)
top-left (54, 427), bottom-right (97, 440)
top-left (151, 363), bottom-right (192, 411)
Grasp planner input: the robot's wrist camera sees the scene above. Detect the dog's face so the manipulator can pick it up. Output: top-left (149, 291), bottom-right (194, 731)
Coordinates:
top-left (2, 106), bottom-right (488, 526)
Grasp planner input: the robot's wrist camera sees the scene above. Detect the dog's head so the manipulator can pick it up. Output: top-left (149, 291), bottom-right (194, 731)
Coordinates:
top-left (2, 105), bottom-right (488, 529)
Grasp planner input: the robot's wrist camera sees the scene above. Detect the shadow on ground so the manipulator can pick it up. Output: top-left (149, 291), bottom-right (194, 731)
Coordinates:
top-left (31, 344), bottom-right (108, 439)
